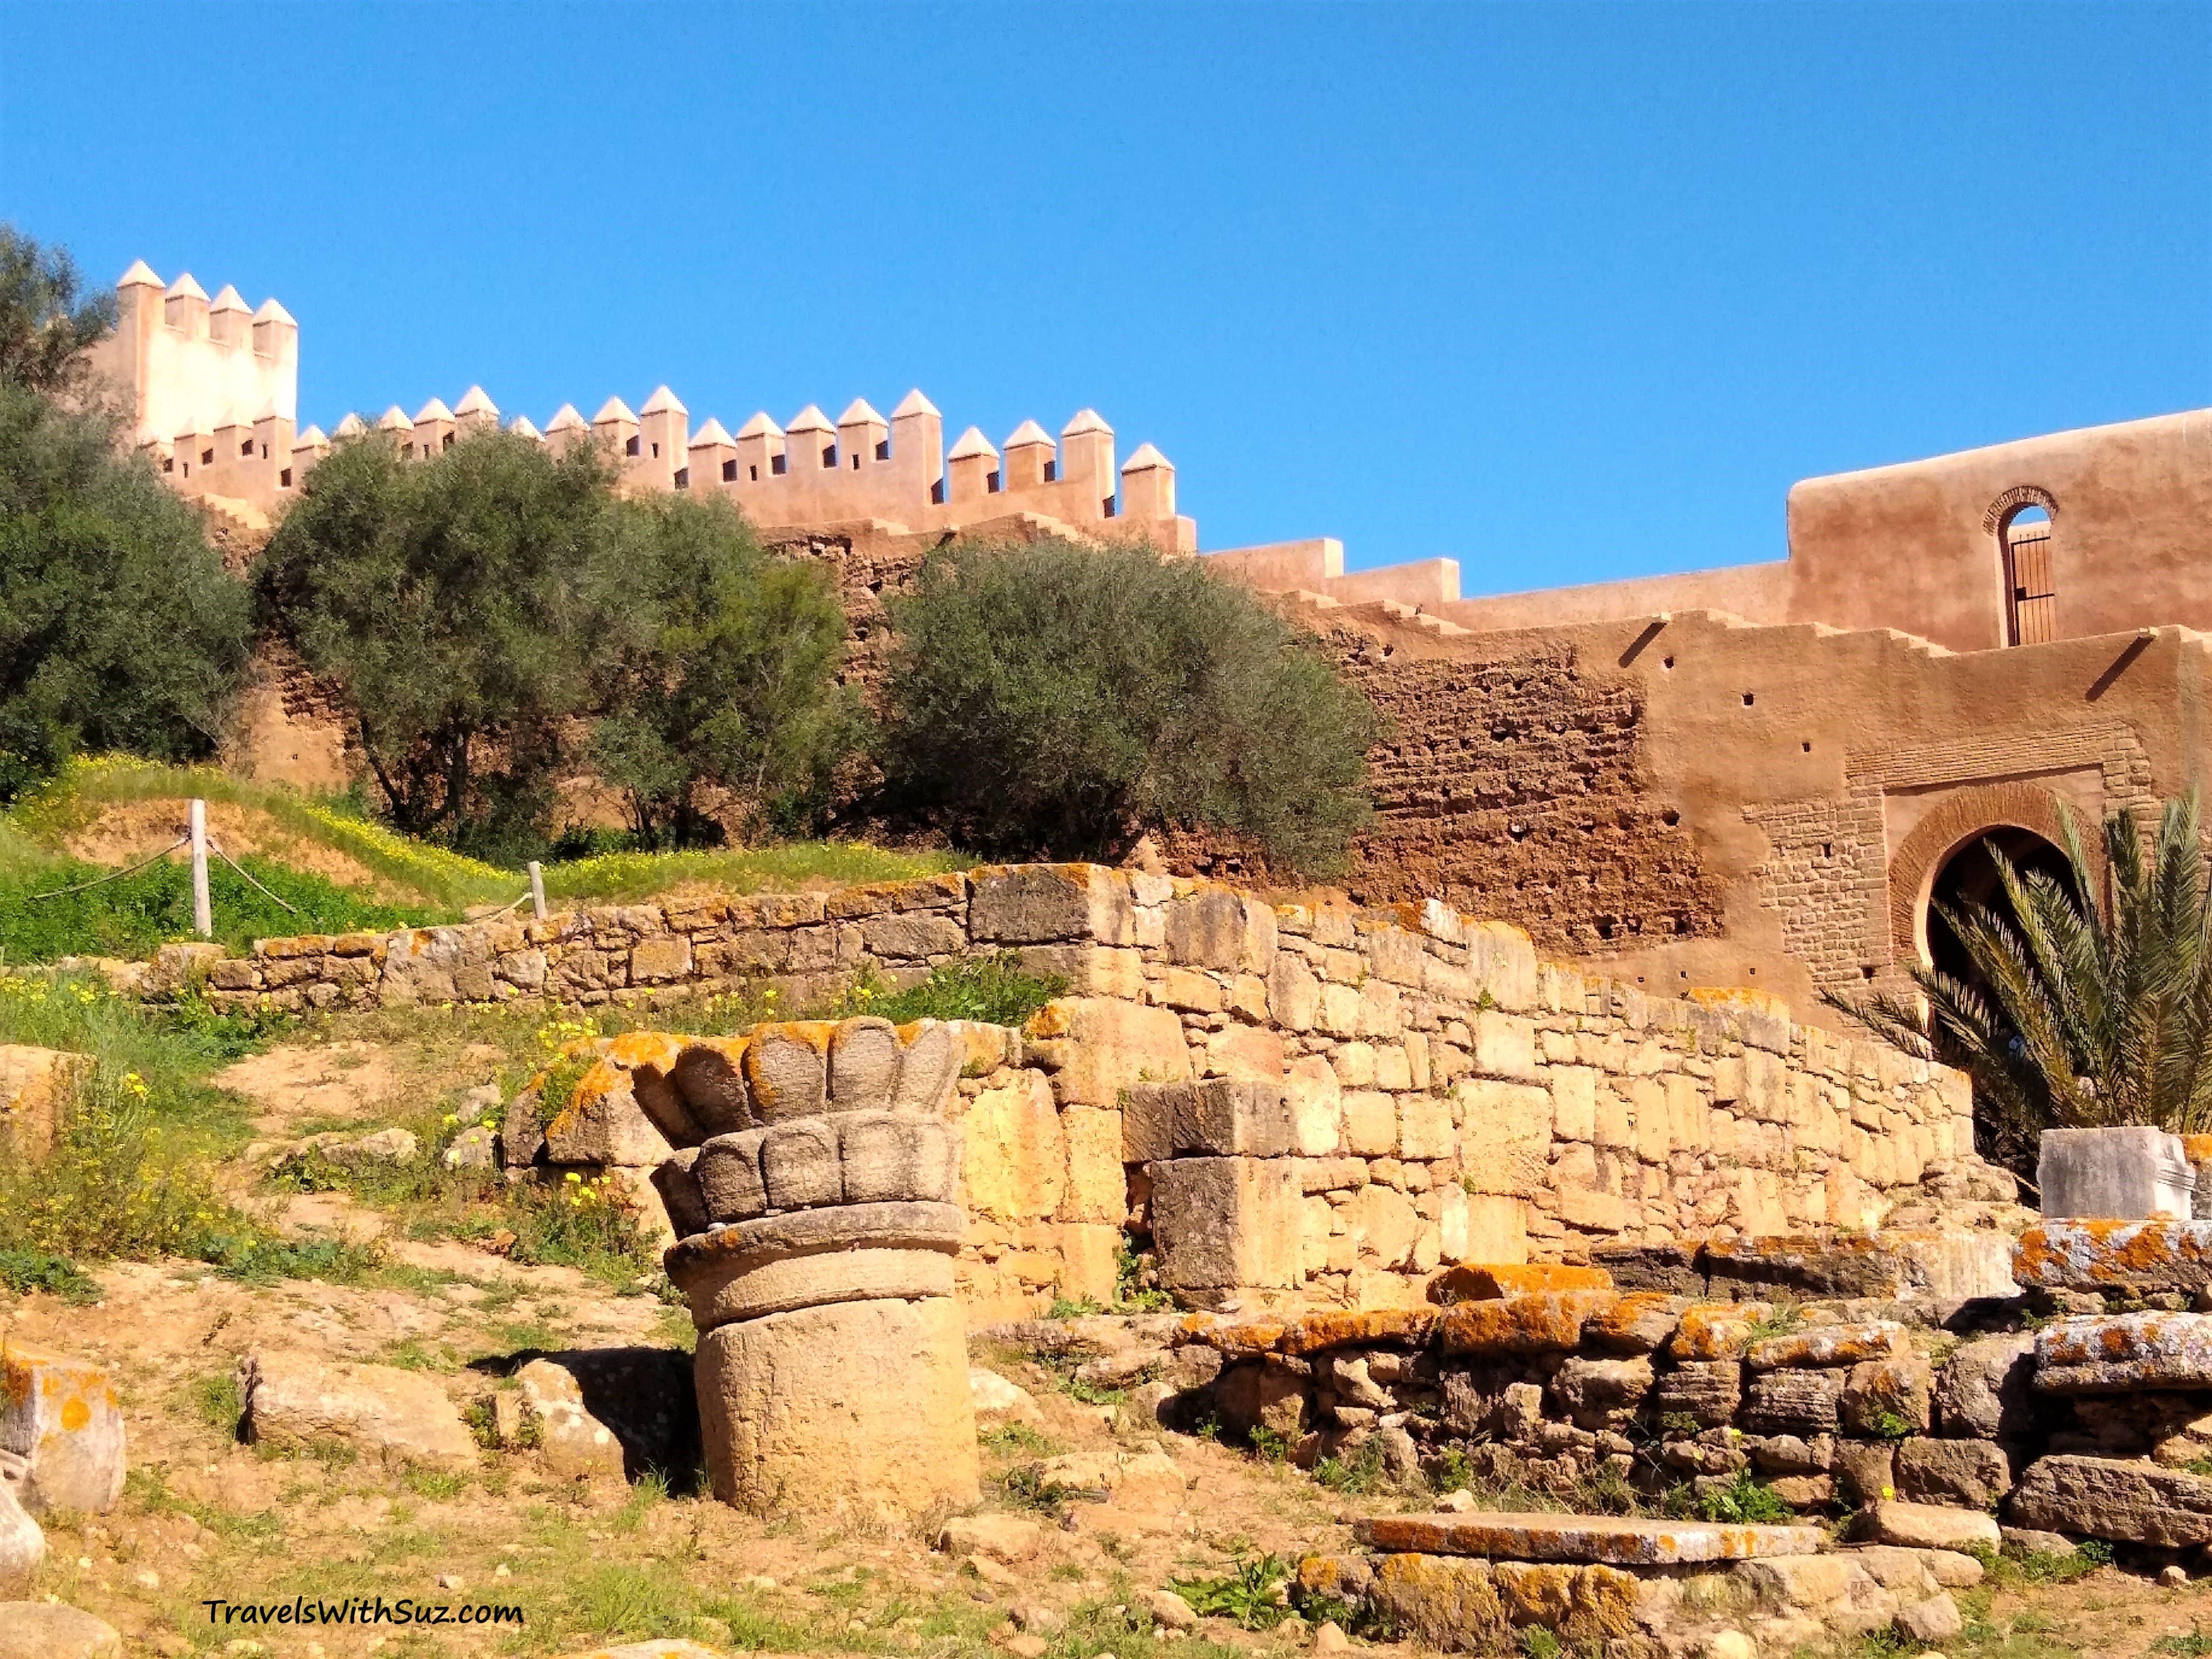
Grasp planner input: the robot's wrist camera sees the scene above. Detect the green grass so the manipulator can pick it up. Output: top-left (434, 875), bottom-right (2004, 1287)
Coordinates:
top-left (823, 951), bottom-right (1068, 1028)
top-left (537, 840), bottom-right (962, 904)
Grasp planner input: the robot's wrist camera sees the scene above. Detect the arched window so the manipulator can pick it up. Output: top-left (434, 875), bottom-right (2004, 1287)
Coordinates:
top-left (2002, 503), bottom-right (2056, 645)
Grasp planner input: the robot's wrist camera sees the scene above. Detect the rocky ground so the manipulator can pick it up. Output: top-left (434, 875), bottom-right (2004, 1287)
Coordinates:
top-left (10, 1037), bottom-right (2212, 1659)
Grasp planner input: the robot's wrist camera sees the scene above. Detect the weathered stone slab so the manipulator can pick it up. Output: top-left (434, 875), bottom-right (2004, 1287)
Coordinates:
top-left (1653, 1360), bottom-right (1743, 1428)
top-left (1938, 1332), bottom-right (2037, 1439)
top-left (1356, 1512), bottom-right (1825, 1564)
top-left (1274, 1309), bottom-right (1438, 1357)
top-left (0, 1346), bottom-right (125, 1515)
top-left (2008, 1454), bottom-right (2212, 1546)
top-left (1439, 1292), bottom-right (1616, 1359)
top-left (0, 1602), bottom-right (120, 1659)
top-left (0, 1045), bottom-right (92, 1159)
top-left (2040, 1126), bottom-right (2194, 1220)
top-left (1746, 1322), bottom-right (1908, 1371)
top-left (2034, 1311), bottom-right (2212, 1393)
top-left (664, 1201), bottom-right (965, 1284)
top-left (239, 1351), bottom-right (477, 1471)
top-left (1703, 1234), bottom-right (1910, 1300)
top-left (2013, 1219), bottom-right (2212, 1292)
top-left (0, 1481), bottom-right (41, 1597)
top-left (1150, 1157), bottom-right (1300, 1291)
top-left (1589, 1240), bottom-right (1704, 1296)
top-left (1742, 1368), bottom-right (1843, 1435)
top-left (1861, 1499), bottom-right (2002, 1552)
top-left (1894, 1437), bottom-right (2014, 1510)
top-left (1367, 1554), bottom-right (1503, 1651)
top-left (1123, 1079), bottom-right (1295, 1161)
top-left (1431, 1263), bottom-right (1613, 1303)
top-left (1580, 1292), bottom-right (1687, 1354)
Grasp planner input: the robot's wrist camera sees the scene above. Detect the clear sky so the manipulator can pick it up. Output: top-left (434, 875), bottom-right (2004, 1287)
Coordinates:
top-left (3, 3), bottom-right (2206, 594)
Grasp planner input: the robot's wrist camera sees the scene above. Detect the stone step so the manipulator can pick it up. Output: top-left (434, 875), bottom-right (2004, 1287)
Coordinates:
top-left (1354, 1511), bottom-right (1827, 1565)
top-left (2035, 1310), bottom-right (2212, 1392)
top-left (2014, 1219), bottom-right (2212, 1291)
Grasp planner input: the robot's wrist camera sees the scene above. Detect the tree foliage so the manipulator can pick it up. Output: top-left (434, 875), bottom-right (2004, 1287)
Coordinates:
top-left (0, 381), bottom-right (251, 800)
top-left (0, 225), bottom-right (117, 398)
top-left (1826, 795), bottom-right (2212, 1170)
top-left (257, 429), bottom-right (616, 857)
top-left (876, 538), bottom-right (1376, 872)
top-left (591, 493), bottom-right (858, 846)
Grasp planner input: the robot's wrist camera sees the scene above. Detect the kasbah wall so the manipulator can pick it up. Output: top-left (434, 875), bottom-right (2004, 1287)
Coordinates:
top-left (98, 260), bottom-right (2212, 1029)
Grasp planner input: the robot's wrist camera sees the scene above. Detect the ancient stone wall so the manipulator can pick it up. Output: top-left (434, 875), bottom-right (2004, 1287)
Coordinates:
top-left (199, 863), bottom-right (1985, 1323)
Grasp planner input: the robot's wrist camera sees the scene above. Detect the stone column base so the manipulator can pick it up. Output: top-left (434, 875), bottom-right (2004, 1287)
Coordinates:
top-left (694, 1295), bottom-right (979, 1515)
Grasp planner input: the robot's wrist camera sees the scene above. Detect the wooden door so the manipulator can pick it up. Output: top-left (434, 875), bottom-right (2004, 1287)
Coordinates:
top-left (2005, 517), bottom-right (2057, 645)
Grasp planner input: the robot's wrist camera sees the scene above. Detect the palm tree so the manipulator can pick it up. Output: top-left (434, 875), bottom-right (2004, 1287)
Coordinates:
top-left (1826, 794), bottom-right (2212, 1173)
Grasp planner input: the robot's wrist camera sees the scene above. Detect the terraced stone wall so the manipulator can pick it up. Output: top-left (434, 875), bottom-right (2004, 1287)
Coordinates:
top-left (195, 862), bottom-right (1985, 1320)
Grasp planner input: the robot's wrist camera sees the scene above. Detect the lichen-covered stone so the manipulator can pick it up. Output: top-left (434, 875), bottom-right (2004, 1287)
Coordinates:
top-left (1430, 1263), bottom-right (1614, 1303)
top-left (1358, 1513), bottom-right (1825, 1564)
top-left (2008, 1454), bottom-right (2212, 1546)
top-left (2013, 1219), bottom-right (2212, 1292)
top-left (1669, 1305), bottom-right (1772, 1361)
top-left (1742, 1368), bottom-right (1843, 1435)
top-left (1746, 1322), bottom-right (1908, 1372)
top-left (1367, 1554), bottom-right (1505, 1651)
top-left (1841, 1357), bottom-right (1932, 1437)
top-left (2034, 1311), bottom-right (2212, 1394)
top-left (1653, 1360), bottom-right (1743, 1428)
top-left (0, 1346), bottom-right (124, 1515)
top-left (1894, 1437), bottom-right (2013, 1510)
top-left (1549, 1356), bottom-right (1654, 1429)
top-left (1581, 1292), bottom-right (1687, 1355)
top-left (1439, 1292), bottom-right (1616, 1358)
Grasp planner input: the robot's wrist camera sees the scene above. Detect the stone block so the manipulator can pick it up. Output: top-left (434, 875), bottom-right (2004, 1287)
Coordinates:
top-left (1862, 1499), bottom-right (2002, 1552)
top-left (2014, 1218), bottom-right (2212, 1291)
top-left (1439, 1291), bottom-right (1616, 1359)
top-left (959, 1072), bottom-right (1065, 1223)
top-left (1747, 1322), bottom-right (1908, 1371)
top-left (1472, 1011), bottom-right (1537, 1081)
top-left (1467, 921), bottom-right (1539, 1012)
top-left (1215, 1360), bottom-right (1308, 1441)
top-left (759, 1116), bottom-right (841, 1210)
top-left (240, 1351), bottom-right (477, 1472)
top-left (1341, 1090), bottom-right (1397, 1156)
top-left (628, 934), bottom-right (692, 983)
top-left (2034, 1310), bottom-right (2212, 1393)
top-left (1894, 1437), bottom-right (2013, 1510)
top-left (1703, 1233), bottom-right (1911, 1300)
top-left (1581, 1291), bottom-right (1686, 1354)
top-left (2039, 1125), bottom-right (2194, 1219)
top-left (1367, 1553), bottom-right (1504, 1651)
top-left (1743, 1368), bottom-right (1843, 1435)
top-left (693, 1128), bottom-right (768, 1222)
top-left (1358, 1512), bottom-right (1825, 1564)
top-left (1462, 1194), bottom-right (1529, 1265)
top-left (1432, 1263), bottom-right (1613, 1301)
top-left (2009, 1454), bottom-right (2212, 1545)
top-left (1150, 1157), bottom-right (1301, 1290)
top-left (696, 1295), bottom-right (978, 1515)
top-left (1549, 1067), bottom-right (1596, 1142)
top-left (1669, 1305), bottom-right (1772, 1361)
top-left (1833, 1440), bottom-right (1896, 1507)
top-left (1162, 887), bottom-right (1274, 973)
top-left (1549, 1355), bottom-right (1654, 1429)
top-left (512, 1348), bottom-right (698, 1481)
top-left (0, 1602), bottom-right (119, 1659)
top-left (1842, 1357), bottom-right (1933, 1437)
top-left (1590, 1240), bottom-right (1705, 1296)
top-left (0, 1046), bottom-right (91, 1160)
top-left (1455, 1080), bottom-right (1552, 1197)
top-left (0, 1347), bottom-right (123, 1516)
top-left (1059, 1107), bottom-right (1126, 1222)
top-left (1345, 1182), bottom-right (1422, 1268)
top-left (1937, 1332), bottom-right (2037, 1439)
top-left (1123, 1079), bottom-right (1294, 1161)
top-left (1022, 997), bottom-right (1192, 1108)
top-left (969, 864), bottom-right (1132, 946)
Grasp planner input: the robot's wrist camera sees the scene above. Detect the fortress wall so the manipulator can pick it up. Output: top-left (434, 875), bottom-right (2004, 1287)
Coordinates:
top-left (186, 862), bottom-right (1980, 1323)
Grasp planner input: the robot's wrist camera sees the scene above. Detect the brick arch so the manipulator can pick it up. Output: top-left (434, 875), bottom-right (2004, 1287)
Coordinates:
top-left (1886, 780), bottom-right (2087, 968)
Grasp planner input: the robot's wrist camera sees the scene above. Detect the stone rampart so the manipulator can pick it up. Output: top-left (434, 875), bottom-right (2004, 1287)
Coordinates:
top-left (194, 862), bottom-right (1987, 1320)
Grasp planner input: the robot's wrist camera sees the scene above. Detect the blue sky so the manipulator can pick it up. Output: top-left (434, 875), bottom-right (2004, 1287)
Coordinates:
top-left (3, 3), bottom-right (2206, 594)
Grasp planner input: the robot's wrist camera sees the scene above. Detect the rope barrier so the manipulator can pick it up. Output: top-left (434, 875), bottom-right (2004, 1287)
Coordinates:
top-left (24, 837), bottom-right (190, 901)
top-left (206, 840), bottom-right (300, 915)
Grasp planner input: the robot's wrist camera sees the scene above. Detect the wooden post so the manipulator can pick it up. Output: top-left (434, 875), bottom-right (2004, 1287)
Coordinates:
top-left (527, 860), bottom-right (547, 922)
top-left (188, 798), bottom-right (212, 939)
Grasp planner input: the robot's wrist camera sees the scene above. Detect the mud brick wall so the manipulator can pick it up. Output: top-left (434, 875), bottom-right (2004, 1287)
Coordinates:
top-left (1315, 631), bottom-right (1725, 956)
top-left (204, 862), bottom-right (1986, 1321)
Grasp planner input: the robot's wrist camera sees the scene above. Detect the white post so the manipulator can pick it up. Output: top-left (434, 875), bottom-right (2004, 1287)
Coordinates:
top-left (188, 798), bottom-right (212, 939)
top-left (527, 860), bottom-right (547, 921)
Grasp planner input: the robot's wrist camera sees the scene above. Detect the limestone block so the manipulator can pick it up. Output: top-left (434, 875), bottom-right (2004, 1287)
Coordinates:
top-left (1360, 1512), bottom-right (1824, 1564)
top-left (1592, 1240), bottom-right (1705, 1296)
top-left (2034, 1310), bottom-right (2212, 1393)
top-left (1400, 1094), bottom-right (1455, 1161)
top-left (1123, 1079), bottom-right (1294, 1161)
top-left (1556, 1182), bottom-right (1627, 1233)
top-left (825, 1019), bottom-right (902, 1114)
top-left (1, 1346), bottom-right (124, 1515)
top-left (1455, 1080), bottom-right (1551, 1196)
top-left (1150, 1157), bottom-right (1301, 1289)
top-left (861, 911), bottom-right (967, 959)
top-left (2039, 1125), bottom-right (2194, 1220)
top-left (1703, 1233), bottom-right (1911, 1301)
top-left (1747, 1322), bottom-right (1908, 1371)
top-left (1270, 952), bottom-right (1320, 1032)
top-left (512, 1348), bottom-right (697, 1481)
top-left (1022, 997), bottom-right (1192, 1108)
top-left (1895, 1592), bottom-right (1964, 1645)
top-left (1894, 1437), bottom-right (2013, 1510)
top-left (629, 934), bottom-right (692, 983)
top-left (1549, 1355), bottom-right (1654, 1429)
top-left (541, 1061), bottom-right (672, 1169)
top-left (1368, 1554), bottom-right (1505, 1651)
top-left (1862, 1499), bottom-right (2002, 1552)
top-left (1341, 1090), bottom-right (1397, 1156)
top-left (1163, 887), bottom-right (1273, 973)
top-left (1439, 1291), bottom-right (1615, 1359)
top-left (1462, 1194), bottom-right (1528, 1265)
top-left (0, 1046), bottom-right (92, 1159)
top-left (239, 1351), bottom-right (477, 1471)
top-left (743, 1022), bottom-right (834, 1121)
top-left (1742, 1368), bottom-right (1843, 1435)
top-left (696, 1296), bottom-right (979, 1514)
top-left (1058, 1220), bottom-right (1122, 1304)
top-left (1938, 1332), bottom-right (2037, 1439)
top-left (1833, 1441), bottom-right (1896, 1507)
top-left (2014, 1218), bottom-right (2212, 1291)
top-left (1468, 921), bottom-right (1539, 1012)
top-left (1344, 1182), bottom-right (1422, 1270)
top-left (938, 1512), bottom-right (1044, 1563)
top-left (0, 1475), bottom-right (40, 1597)
top-left (1357, 977), bottom-right (1403, 1038)
top-left (1215, 1361), bottom-right (1308, 1440)
top-left (1547, 1067), bottom-right (1596, 1142)
top-left (959, 1072), bottom-right (1065, 1222)
top-left (759, 1117), bottom-right (841, 1210)
top-left (1841, 1357), bottom-right (1932, 1437)
top-left (1286, 1055), bottom-right (1342, 1155)
top-left (1060, 1106), bottom-right (1127, 1222)
top-left (1581, 1292), bottom-right (1687, 1354)
top-left (0, 1602), bottom-right (119, 1659)
top-left (970, 864), bottom-right (1132, 946)
top-left (1472, 1012), bottom-right (1537, 1081)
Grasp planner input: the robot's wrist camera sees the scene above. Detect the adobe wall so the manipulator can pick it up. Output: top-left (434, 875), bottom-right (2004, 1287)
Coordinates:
top-left (1286, 596), bottom-right (2212, 1013)
top-left (180, 862), bottom-right (1985, 1324)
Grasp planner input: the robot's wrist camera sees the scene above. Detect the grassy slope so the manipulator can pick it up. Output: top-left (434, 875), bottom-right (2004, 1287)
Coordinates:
top-left (1, 756), bottom-right (965, 961)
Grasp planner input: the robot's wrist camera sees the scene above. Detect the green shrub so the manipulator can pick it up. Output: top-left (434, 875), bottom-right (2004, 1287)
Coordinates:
top-left (0, 1245), bottom-right (98, 1302)
top-left (877, 537), bottom-right (1377, 873)
top-left (1681, 1471), bottom-right (1794, 1525)
top-left (1169, 1554), bottom-right (1295, 1630)
top-left (827, 950), bottom-right (1067, 1028)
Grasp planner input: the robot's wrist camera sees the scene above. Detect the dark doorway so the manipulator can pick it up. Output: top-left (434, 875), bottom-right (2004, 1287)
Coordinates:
top-left (1925, 825), bottom-right (2079, 994)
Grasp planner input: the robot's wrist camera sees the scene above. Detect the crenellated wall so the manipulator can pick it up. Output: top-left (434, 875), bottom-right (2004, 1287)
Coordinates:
top-left (177, 862), bottom-right (1987, 1324)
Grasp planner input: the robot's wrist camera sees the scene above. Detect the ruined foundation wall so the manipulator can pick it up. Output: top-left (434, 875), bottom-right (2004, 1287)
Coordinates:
top-left (197, 863), bottom-right (1983, 1322)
